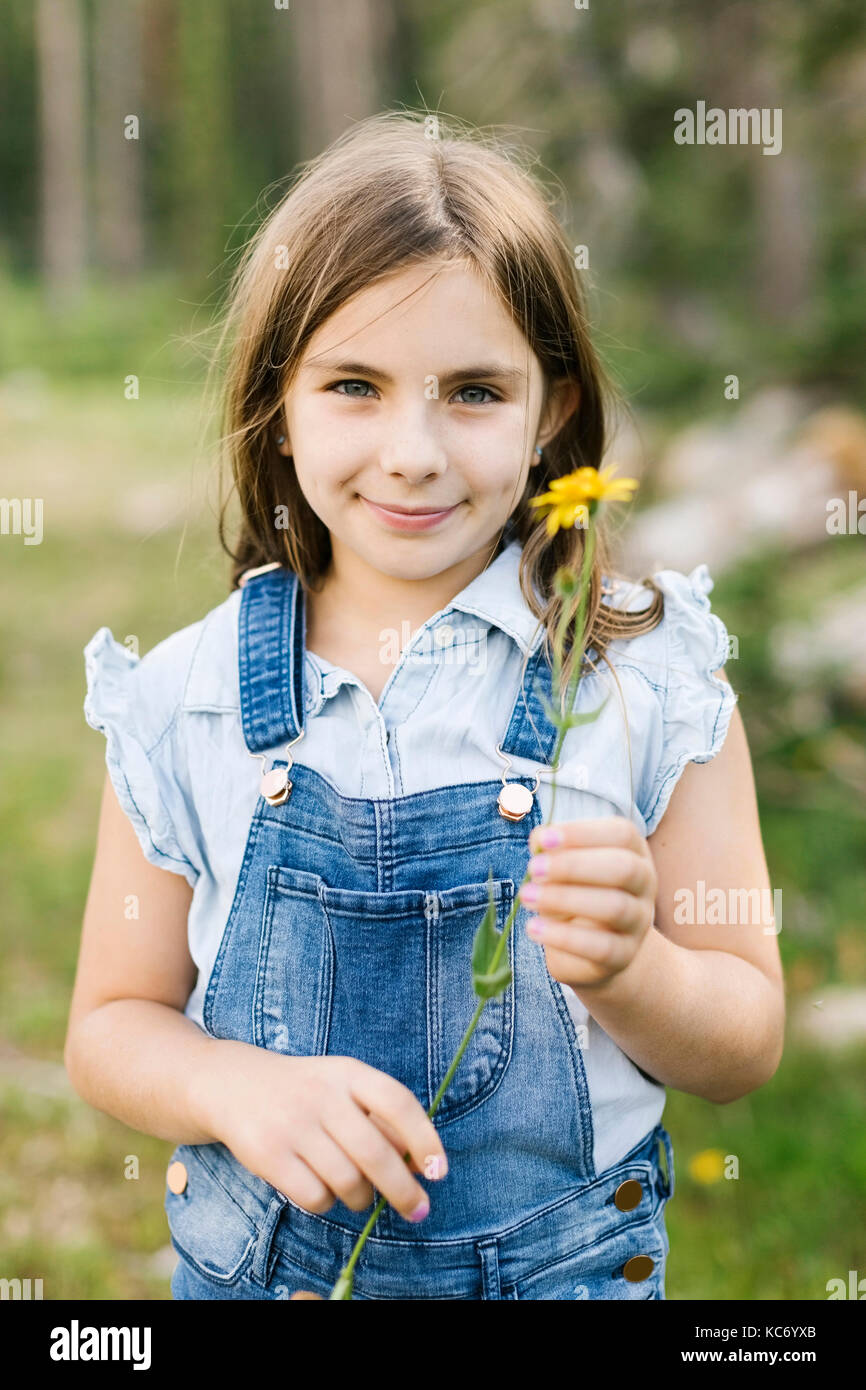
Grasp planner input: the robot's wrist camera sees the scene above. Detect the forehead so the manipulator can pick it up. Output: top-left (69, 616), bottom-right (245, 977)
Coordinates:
top-left (300, 259), bottom-right (536, 371)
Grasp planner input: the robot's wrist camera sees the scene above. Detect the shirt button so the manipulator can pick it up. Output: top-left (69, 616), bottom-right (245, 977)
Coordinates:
top-left (166, 1160), bottom-right (188, 1195)
top-left (622, 1255), bottom-right (655, 1282)
top-left (614, 1179), bottom-right (643, 1211)
top-left (436, 624), bottom-right (454, 645)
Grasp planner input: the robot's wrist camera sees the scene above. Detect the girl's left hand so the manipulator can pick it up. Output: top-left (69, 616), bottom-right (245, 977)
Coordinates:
top-left (519, 817), bottom-right (657, 989)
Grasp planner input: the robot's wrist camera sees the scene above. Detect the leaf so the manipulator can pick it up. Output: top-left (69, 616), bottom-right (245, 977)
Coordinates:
top-left (538, 692), bottom-right (609, 730)
top-left (471, 870), bottom-right (513, 1000)
top-left (553, 566), bottom-right (578, 598)
top-left (474, 961), bottom-right (513, 1000)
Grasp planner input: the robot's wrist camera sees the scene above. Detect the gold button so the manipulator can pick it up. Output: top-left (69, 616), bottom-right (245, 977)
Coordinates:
top-left (167, 1160), bottom-right (188, 1195)
top-left (614, 1179), bottom-right (643, 1212)
top-left (623, 1255), bottom-right (655, 1282)
top-left (498, 783), bottom-right (534, 821)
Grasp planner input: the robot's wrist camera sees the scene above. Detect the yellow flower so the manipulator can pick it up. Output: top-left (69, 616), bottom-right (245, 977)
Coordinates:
top-left (688, 1148), bottom-right (726, 1184)
top-left (529, 464), bottom-right (639, 536)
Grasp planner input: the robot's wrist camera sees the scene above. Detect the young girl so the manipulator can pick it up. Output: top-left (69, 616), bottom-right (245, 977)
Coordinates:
top-left (68, 111), bottom-right (784, 1301)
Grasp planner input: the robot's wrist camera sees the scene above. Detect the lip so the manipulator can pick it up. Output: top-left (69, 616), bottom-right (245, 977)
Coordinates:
top-left (360, 497), bottom-right (461, 532)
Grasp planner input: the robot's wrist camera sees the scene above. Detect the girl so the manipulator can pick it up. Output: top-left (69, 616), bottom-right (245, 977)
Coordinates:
top-left (68, 111), bottom-right (784, 1301)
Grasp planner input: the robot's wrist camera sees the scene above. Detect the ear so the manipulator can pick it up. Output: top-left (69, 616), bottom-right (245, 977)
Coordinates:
top-left (274, 409), bottom-right (292, 457)
top-left (535, 379), bottom-right (581, 454)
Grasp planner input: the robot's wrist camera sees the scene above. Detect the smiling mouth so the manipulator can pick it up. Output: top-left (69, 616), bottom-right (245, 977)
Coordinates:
top-left (360, 496), bottom-right (462, 531)
top-left (363, 499), bottom-right (458, 514)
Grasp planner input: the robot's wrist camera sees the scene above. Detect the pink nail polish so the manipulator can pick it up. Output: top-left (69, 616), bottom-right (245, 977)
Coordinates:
top-left (540, 827), bottom-right (563, 848)
top-left (527, 918), bottom-right (545, 939)
top-left (529, 854), bottom-right (549, 878)
top-left (409, 1199), bottom-right (430, 1222)
top-left (520, 882), bottom-right (540, 904)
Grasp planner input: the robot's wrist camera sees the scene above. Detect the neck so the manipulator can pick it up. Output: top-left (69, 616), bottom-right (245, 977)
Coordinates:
top-left (308, 533), bottom-right (507, 644)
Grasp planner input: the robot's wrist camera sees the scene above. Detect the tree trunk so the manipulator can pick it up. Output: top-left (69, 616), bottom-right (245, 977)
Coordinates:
top-left (751, 52), bottom-right (817, 324)
top-left (93, 0), bottom-right (145, 277)
top-left (169, 0), bottom-right (230, 282)
top-left (290, 0), bottom-right (395, 157)
top-left (35, 0), bottom-right (87, 303)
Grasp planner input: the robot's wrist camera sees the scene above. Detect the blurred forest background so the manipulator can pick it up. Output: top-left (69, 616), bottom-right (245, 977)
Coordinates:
top-left (1, 0), bottom-right (864, 1301)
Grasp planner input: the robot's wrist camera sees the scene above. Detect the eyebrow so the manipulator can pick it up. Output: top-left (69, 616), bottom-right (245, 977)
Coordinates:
top-left (303, 359), bottom-right (528, 389)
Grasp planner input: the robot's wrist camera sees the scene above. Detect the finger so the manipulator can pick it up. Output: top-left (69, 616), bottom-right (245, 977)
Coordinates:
top-left (527, 846), bottom-right (653, 895)
top-left (529, 816), bottom-right (644, 855)
top-left (338, 1091), bottom-right (441, 1222)
top-left (351, 1067), bottom-right (448, 1185)
top-left (520, 882), bottom-right (644, 932)
top-left (366, 1112), bottom-right (426, 1174)
top-left (294, 1119), bottom-right (375, 1212)
top-left (526, 916), bottom-right (633, 968)
top-left (543, 943), bottom-right (611, 987)
top-left (272, 1151), bottom-right (338, 1215)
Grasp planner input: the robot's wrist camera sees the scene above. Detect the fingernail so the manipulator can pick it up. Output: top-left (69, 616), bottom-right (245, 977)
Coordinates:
top-left (527, 917), bottom-right (545, 939)
top-left (529, 854), bottom-right (549, 878)
top-left (409, 1198), bottom-right (430, 1222)
top-left (540, 827), bottom-right (563, 848)
top-left (520, 882), bottom-right (540, 904)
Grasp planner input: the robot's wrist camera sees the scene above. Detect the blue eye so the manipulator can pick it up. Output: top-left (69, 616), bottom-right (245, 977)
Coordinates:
top-left (329, 379), bottom-right (376, 398)
top-left (453, 385), bottom-right (499, 405)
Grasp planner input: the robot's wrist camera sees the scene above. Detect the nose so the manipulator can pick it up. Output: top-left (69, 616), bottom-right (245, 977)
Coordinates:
top-left (376, 400), bottom-right (448, 483)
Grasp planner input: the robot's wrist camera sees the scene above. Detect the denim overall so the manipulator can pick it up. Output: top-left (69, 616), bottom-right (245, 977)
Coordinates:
top-left (166, 565), bottom-right (675, 1300)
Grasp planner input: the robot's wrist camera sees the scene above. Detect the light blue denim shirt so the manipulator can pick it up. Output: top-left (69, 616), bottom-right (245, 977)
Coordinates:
top-left (83, 537), bottom-right (736, 1174)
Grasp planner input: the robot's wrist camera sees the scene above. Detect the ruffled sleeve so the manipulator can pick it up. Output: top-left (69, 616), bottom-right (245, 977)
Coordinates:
top-left (83, 626), bottom-right (202, 888)
top-left (638, 564), bottom-right (738, 836)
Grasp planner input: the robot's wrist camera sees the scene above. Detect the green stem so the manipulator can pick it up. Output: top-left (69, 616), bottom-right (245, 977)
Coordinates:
top-left (328, 516), bottom-right (598, 1298)
top-left (549, 518), bottom-right (595, 825)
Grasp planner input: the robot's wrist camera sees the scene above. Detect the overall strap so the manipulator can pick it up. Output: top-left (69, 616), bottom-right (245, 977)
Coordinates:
top-left (238, 562), bottom-right (562, 767)
top-left (238, 566), bottom-right (305, 752)
top-left (498, 639), bottom-right (561, 766)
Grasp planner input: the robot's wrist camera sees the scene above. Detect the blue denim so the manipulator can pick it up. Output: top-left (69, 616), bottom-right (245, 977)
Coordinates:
top-left (165, 565), bottom-right (676, 1300)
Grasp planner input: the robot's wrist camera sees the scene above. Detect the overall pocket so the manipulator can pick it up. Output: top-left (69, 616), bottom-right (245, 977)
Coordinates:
top-left (508, 1217), bottom-right (668, 1300)
top-left (164, 1144), bottom-right (258, 1287)
top-left (256, 866), bottom-right (515, 1121)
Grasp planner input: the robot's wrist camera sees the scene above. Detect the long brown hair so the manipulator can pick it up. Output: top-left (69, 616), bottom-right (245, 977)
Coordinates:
top-left (209, 109), bottom-right (663, 701)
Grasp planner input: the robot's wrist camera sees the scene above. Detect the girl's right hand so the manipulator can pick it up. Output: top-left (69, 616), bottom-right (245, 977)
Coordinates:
top-left (195, 1042), bottom-right (449, 1224)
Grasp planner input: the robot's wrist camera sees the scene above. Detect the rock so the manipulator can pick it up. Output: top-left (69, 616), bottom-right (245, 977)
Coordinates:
top-left (791, 986), bottom-right (866, 1048)
top-left (621, 389), bottom-right (865, 576)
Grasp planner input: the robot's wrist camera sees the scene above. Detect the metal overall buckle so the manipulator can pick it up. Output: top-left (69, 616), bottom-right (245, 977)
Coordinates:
top-left (250, 728), bottom-right (306, 806)
top-left (495, 743), bottom-right (560, 822)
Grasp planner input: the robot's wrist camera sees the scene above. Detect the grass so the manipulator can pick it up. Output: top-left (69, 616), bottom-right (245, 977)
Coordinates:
top-left (664, 1045), bottom-right (866, 1300)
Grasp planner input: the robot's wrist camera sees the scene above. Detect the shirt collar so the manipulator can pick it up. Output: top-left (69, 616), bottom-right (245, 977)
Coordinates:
top-left (302, 540), bottom-right (546, 712)
top-left (183, 539), bottom-right (547, 714)
top-left (442, 538), bottom-right (546, 657)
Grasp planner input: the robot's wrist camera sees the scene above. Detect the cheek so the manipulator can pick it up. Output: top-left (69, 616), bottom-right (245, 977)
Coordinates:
top-left (447, 410), bottom-right (532, 482)
top-left (290, 404), bottom-right (369, 494)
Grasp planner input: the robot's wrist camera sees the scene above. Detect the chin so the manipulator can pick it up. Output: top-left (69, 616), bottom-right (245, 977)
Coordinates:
top-left (345, 535), bottom-right (462, 579)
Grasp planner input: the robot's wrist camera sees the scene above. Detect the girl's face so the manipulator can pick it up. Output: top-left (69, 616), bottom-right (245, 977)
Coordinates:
top-left (277, 260), bottom-right (577, 583)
